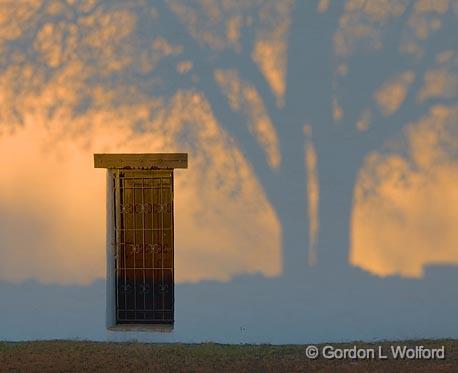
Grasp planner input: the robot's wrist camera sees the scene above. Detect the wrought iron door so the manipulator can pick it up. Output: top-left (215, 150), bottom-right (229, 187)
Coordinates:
top-left (113, 169), bottom-right (174, 324)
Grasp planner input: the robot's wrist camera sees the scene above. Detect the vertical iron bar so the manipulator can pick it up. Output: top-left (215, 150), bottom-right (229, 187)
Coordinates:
top-left (122, 175), bottom-right (127, 317)
top-left (161, 177), bottom-right (164, 319)
top-left (141, 177), bottom-right (146, 320)
top-left (151, 180), bottom-right (155, 313)
top-left (133, 177), bottom-right (136, 317)
top-left (171, 171), bottom-right (174, 318)
top-left (114, 170), bottom-right (121, 321)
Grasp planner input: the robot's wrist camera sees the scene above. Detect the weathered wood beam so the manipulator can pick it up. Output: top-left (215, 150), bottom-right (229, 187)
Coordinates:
top-left (94, 153), bottom-right (188, 169)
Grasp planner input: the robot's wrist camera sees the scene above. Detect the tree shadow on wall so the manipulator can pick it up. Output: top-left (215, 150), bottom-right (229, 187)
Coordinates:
top-left (144, 0), bottom-right (458, 277)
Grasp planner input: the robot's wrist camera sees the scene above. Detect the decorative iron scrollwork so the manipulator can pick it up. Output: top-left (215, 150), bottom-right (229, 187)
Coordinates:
top-left (120, 202), bottom-right (170, 214)
top-left (139, 283), bottom-right (151, 294)
top-left (144, 203), bottom-right (153, 213)
top-left (145, 243), bottom-right (162, 254)
top-left (120, 284), bottom-right (131, 293)
top-left (121, 204), bottom-right (134, 214)
top-left (153, 203), bottom-right (171, 214)
top-left (129, 244), bottom-right (142, 255)
top-left (117, 242), bottom-right (170, 256)
top-left (159, 283), bottom-right (169, 293)
top-left (145, 243), bottom-right (154, 254)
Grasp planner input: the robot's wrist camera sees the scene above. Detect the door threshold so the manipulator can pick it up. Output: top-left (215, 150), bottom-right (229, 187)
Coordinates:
top-left (108, 323), bottom-right (174, 333)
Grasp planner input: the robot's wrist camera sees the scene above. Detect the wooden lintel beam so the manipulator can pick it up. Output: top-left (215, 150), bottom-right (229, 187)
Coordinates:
top-left (94, 153), bottom-right (188, 169)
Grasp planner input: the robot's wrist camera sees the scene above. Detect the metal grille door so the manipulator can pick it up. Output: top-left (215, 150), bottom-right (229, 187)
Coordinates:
top-left (113, 170), bottom-right (174, 324)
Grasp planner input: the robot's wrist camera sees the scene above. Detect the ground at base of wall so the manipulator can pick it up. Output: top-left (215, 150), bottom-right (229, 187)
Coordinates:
top-left (0, 340), bottom-right (457, 372)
